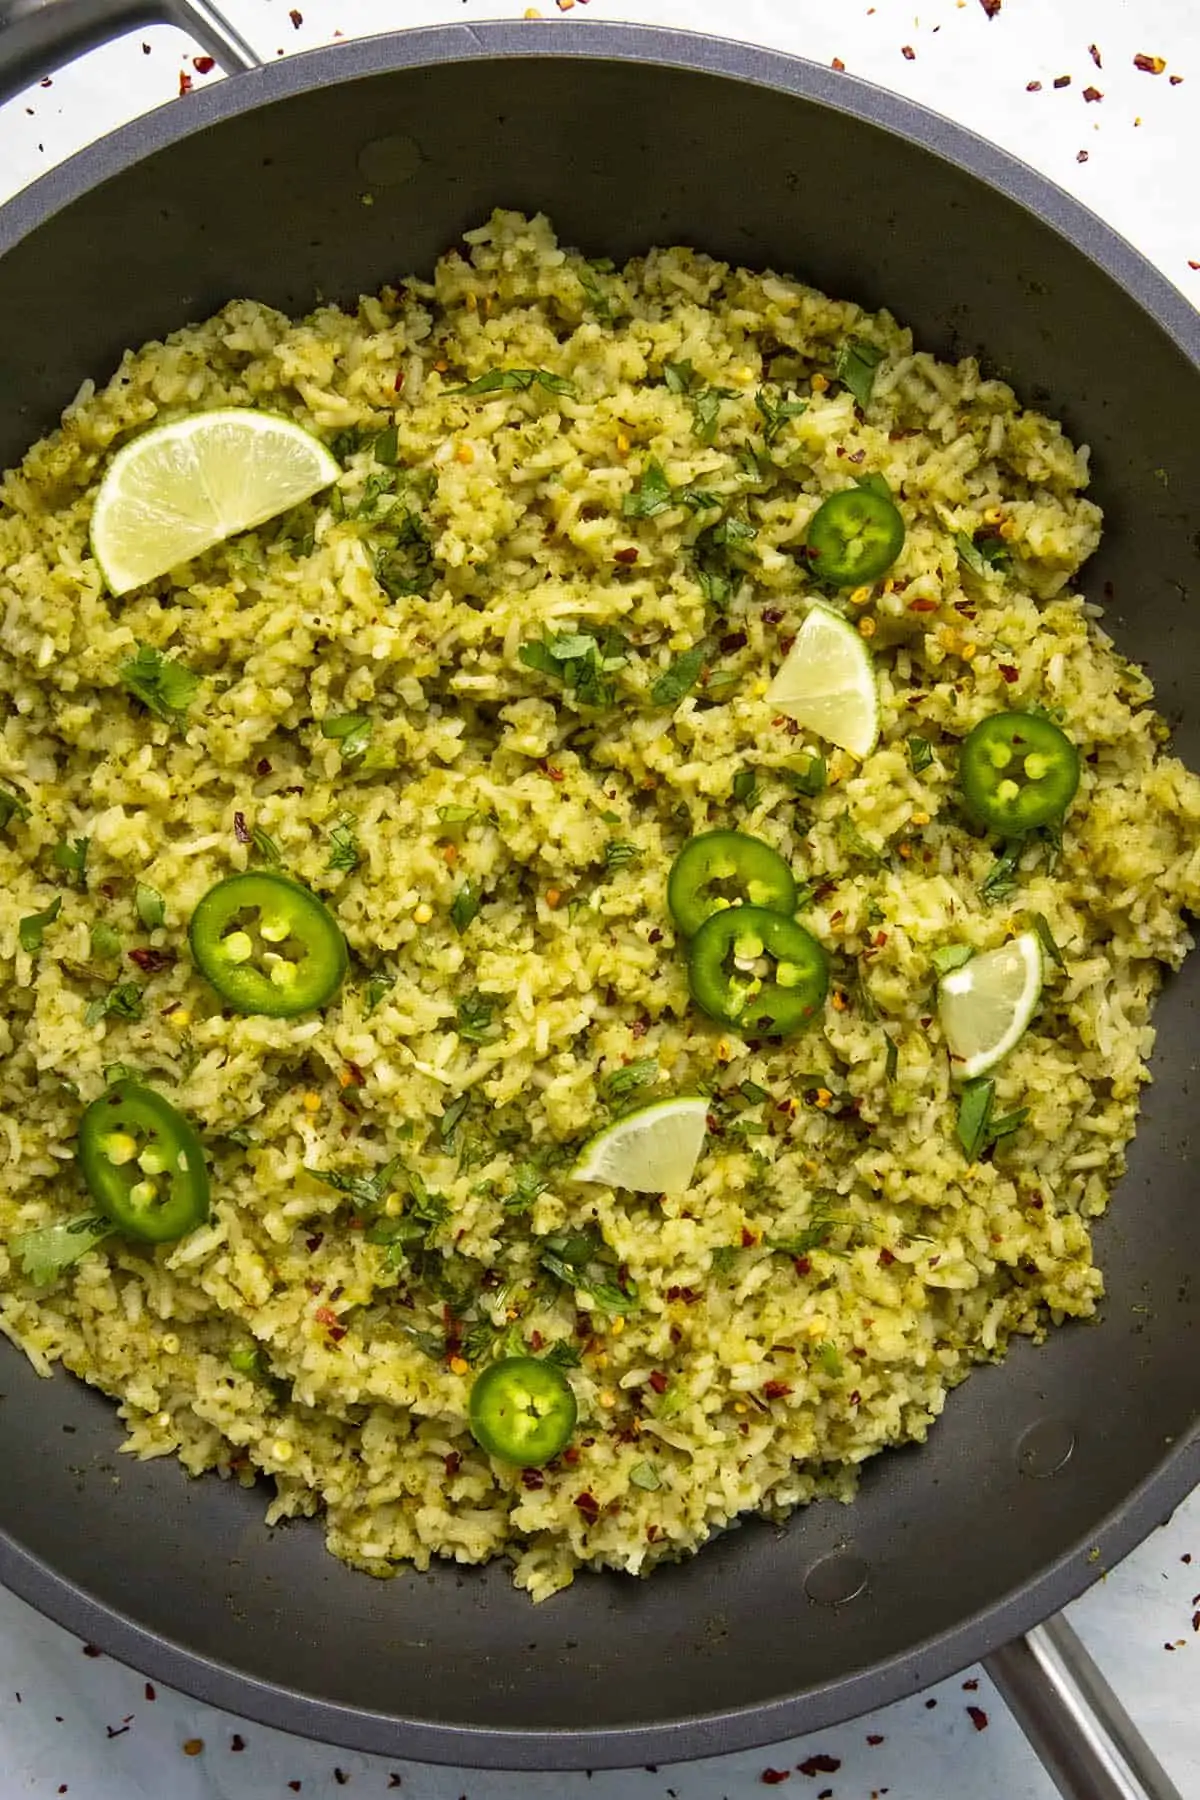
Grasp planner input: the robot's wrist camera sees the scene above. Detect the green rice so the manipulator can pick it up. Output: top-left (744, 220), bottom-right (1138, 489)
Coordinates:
top-left (1, 210), bottom-right (1197, 1602)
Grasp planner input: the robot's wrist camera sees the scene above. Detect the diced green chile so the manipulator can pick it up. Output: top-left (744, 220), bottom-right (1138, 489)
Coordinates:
top-left (468, 1356), bottom-right (577, 1466)
top-left (189, 872), bottom-right (347, 1017)
top-left (959, 711), bottom-right (1080, 834)
top-left (667, 831), bottom-right (796, 938)
top-left (687, 903), bottom-right (828, 1036)
top-left (805, 487), bottom-right (905, 586)
top-left (78, 1081), bottom-right (209, 1244)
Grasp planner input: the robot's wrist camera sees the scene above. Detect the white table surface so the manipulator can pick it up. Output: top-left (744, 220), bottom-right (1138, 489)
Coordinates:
top-left (0, 2), bottom-right (1197, 1795)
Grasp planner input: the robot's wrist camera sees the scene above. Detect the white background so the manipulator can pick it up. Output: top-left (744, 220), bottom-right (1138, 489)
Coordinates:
top-left (0, 3), bottom-right (1198, 1796)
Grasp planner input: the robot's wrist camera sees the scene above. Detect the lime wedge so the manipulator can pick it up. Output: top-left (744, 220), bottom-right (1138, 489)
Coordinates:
top-left (90, 409), bottom-right (340, 594)
top-left (937, 930), bottom-right (1043, 1079)
top-left (571, 1098), bottom-right (709, 1194)
top-left (763, 601), bottom-right (879, 758)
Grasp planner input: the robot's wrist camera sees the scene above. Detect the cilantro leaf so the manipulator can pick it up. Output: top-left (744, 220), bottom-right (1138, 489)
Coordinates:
top-left (931, 944), bottom-right (975, 977)
top-left (663, 361), bottom-right (693, 394)
top-left (980, 841), bottom-right (1022, 904)
top-left (0, 782), bottom-right (30, 832)
top-left (781, 755), bottom-right (827, 798)
top-left (1032, 911), bottom-right (1066, 970)
top-left (19, 896), bottom-right (62, 954)
top-left (690, 387), bottom-right (734, 444)
top-left (321, 713), bottom-right (373, 763)
top-left (623, 459), bottom-right (674, 520)
top-left (54, 836), bottom-right (90, 889)
top-left (907, 735), bottom-right (934, 775)
top-left (135, 883), bottom-right (165, 929)
top-left (731, 769), bottom-right (759, 806)
top-left (84, 981), bottom-right (143, 1028)
top-left (629, 1460), bottom-right (662, 1491)
top-left (754, 385), bottom-right (807, 445)
top-left (373, 424), bottom-right (400, 465)
top-left (834, 338), bottom-right (885, 411)
top-left (602, 1057), bottom-right (659, 1104)
top-left (448, 367), bottom-right (575, 397)
top-left (250, 827), bottom-right (282, 867)
top-left (450, 880), bottom-right (480, 933)
top-left (119, 643), bottom-right (201, 725)
top-left (651, 642), bottom-right (709, 708)
top-left (326, 817), bottom-right (361, 874)
top-left (456, 990), bottom-right (499, 1044)
top-left (956, 530), bottom-right (1010, 579)
top-left (365, 971), bottom-right (395, 1014)
top-left (12, 1213), bottom-right (112, 1284)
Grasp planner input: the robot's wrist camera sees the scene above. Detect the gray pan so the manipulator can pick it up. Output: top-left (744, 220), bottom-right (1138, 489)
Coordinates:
top-left (0, 10), bottom-right (1196, 1796)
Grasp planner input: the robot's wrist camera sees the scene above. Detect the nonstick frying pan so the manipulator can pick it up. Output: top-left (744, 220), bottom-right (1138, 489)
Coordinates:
top-left (0, 9), bottom-right (1196, 1794)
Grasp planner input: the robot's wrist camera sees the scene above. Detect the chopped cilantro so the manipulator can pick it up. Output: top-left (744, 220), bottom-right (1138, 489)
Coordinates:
top-left (754, 385), bottom-right (807, 445)
top-left (84, 981), bottom-right (143, 1028)
top-left (13, 1213), bottom-right (111, 1284)
top-left (781, 755), bottom-right (827, 798)
top-left (629, 1461), bottom-right (662, 1491)
top-left (662, 361), bottom-right (693, 394)
top-left (931, 944), bottom-right (974, 977)
top-left (450, 880), bottom-right (480, 933)
top-left (651, 642), bottom-right (709, 708)
top-left (326, 817), bottom-right (361, 874)
top-left (603, 839), bottom-right (640, 873)
top-left (731, 769), bottom-right (759, 807)
top-left (90, 921), bottom-right (121, 961)
top-left (321, 713), bottom-right (373, 763)
top-left (980, 841), bottom-right (1022, 904)
top-left (53, 836), bottom-right (89, 889)
top-left (955, 530), bottom-right (1010, 580)
top-left (135, 883), bottom-right (165, 929)
top-left (365, 971), bottom-right (395, 1014)
top-left (690, 386), bottom-right (735, 444)
top-left (602, 1057), bottom-right (659, 1104)
top-left (0, 782), bottom-right (30, 831)
top-left (18, 896), bottom-right (61, 954)
top-left (373, 424), bottom-right (400, 465)
top-left (250, 827), bottom-right (282, 867)
top-left (907, 735), bottom-right (934, 775)
top-left (623, 459), bottom-right (674, 520)
top-left (518, 627), bottom-right (628, 709)
top-left (1032, 911), bottom-right (1066, 970)
top-left (834, 338), bottom-right (885, 410)
top-left (956, 1076), bottom-right (1029, 1161)
top-left (119, 643), bottom-right (201, 725)
top-left (448, 367), bottom-right (575, 397)
top-left (438, 1094), bottom-right (470, 1146)
top-left (456, 991), bottom-right (499, 1044)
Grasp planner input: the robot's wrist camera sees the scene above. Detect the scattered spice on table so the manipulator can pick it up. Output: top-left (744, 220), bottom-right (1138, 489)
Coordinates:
top-left (81, 1645), bottom-right (102, 1658)
top-left (963, 1678), bottom-right (979, 1690)
top-left (1083, 85), bottom-right (1102, 101)
top-left (182, 1738), bottom-right (204, 1756)
top-left (1053, 74), bottom-right (1071, 88)
top-left (230, 1733), bottom-right (246, 1751)
top-left (798, 1753), bottom-right (842, 1776)
top-left (192, 54), bottom-right (215, 73)
top-left (761, 1773), bottom-right (791, 1787)
top-left (290, 7), bottom-right (303, 23)
top-left (143, 1683), bottom-right (156, 1701)
top-left (178, 70), bottom-right (192, 96)
top-left (867, 1731), bottom-right (885, 1744)
top-left (1088, 43), bottom-right (1102, 66)
top-left (1026, 79), bottom-right (1042, 90)
top-left (967, 1704), bottom-right (990, 1730)
top-left (901, 45), bottom-right (915, 60)
top-left (978, 0), bottom-right (1001, 16)
top-left (1134, 53), bottom-right (1167, 74)
top-left (1077, 150), bottom-right (1089, 162)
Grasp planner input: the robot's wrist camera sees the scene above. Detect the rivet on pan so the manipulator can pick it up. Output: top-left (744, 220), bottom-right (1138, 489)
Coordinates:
top-left (804, 1552), bottom-right (869, 1607)
top-left (356, 135), bottom-right (424, 186)
top-left (1016, 1418), bottom-right (1077, 1479)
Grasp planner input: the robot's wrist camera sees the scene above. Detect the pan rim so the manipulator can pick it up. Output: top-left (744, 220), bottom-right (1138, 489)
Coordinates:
top-left (0, 17), bottom-right (1197, 1770)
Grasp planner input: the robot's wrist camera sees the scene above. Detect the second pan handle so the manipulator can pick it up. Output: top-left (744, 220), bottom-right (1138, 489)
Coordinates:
top-left (0, 0), bottom-right (260, 104)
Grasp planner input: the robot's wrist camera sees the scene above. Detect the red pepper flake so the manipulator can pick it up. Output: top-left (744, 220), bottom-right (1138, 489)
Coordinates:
top-left (1190, 262), bottom-right (1200, 272)
top-left (1077, 150), bottom-right (1089, 163)
top-left (793, 1255), bottom-right (812, 1277)
top-left (763, 1380), bottom-right (792, 1401)
top-left (142, 42), bottom-right (152, 53)
top-left (741, 1225), bottom-right (757, 1248)
top-left (963, 1677), bottom-right (979, 1690)
top-left (1088, 43), bottom-right (1102, 67)
top-left (797, 1753), bottom-right (841, 1776)
top-left (333, 1770), bottom-right (348, 1786)
top-left (720, 630), bottom-right (748, 653)
top-left (866, 1733), bottom-right (885, 1745)
top-left (1083, 85), bottom-right (1102, 101)
top-left (128, 946), bottom-right (175, 974)
top-left (192, 54), bottom-right (215, 73)
top-left (879, 1247), bottom-right (896, 1266)
top-left (82, 1644), bottom-right (103, 1658)
top-left (761, 1773), bottom-right (791, 1786)
top-left (289, 1785), bottom-right (302, 1794)
top-left (648, 926), bottom-right (663, 944)
top-left (182, 1738), bottom-right (204, 1756)
top-left (233, 810), bottom-right (251, 843)
top-left (900, 45), bottom-right (915, 60)
top-left (614, 546), bottom-right (639, 565)
top-left (563, 1445), bottom-right (580, 1466)
top-left (289, 7), bottom-right (304, 23)
top-left (521, 1467), bottom-right (545, 1490)
top-left (106, 1722), bottom-right (132, 1739)
top-left (1191, 1610), bottom-right (1200, 1632)
top-left (574, 1491), bottom-right (601, 1524)
top-left (998, 663), bottom-right (1019, 683)
top-left (648, 1370), bottom-right (670, 1395)
top-left (1026, 79), bottom-right (1042, 91)
top-left (978, 0), bottom-right (1001, 16)
top-left (231, 1734), bottom-right (246, 1752)
top-left (908, 597), bottom-right (938, 612)
top-left (1170, 74), bottom-right (1184, 85)
top-left (1134, 53), bottom-right (1166, 75)
top-left (178, 71), bottom-right (193, 96)
top-left (762, 607), bottom-right (784, 625)
top-left (1053, 74), bottom-right (1071, 88)
top-left (967, 1704), bottom-right (989, 1731)
top-left (831, 57), bottom-right (846, 73)
top-left (529, 1329), bottom-right (545, 1351)
top-left (544, 764), bottom-right (565, 783)
top-left (144, 1683), bottom-right (156, 1701)
top-left (443, 1450), bottom-right (462, 1480)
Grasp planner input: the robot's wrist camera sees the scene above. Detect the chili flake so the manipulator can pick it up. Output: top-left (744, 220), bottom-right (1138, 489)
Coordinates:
top-left (178, 70), bottom-right (192, 96)
top-left (1053, 74), bottom-right (1071, 88)
top-left (574, 1490), bottom-right (601, 1523)
top-left (192, 55), bottom-right (215, 73)
top-left (182, 1739), bottom-right (204, 1756)
top-left (978, 0), bottom-right (1001, 15)
top-left (901, 45), bottom-right (915, 60)
top-left (761, 1773), bottom-right (791, 1787)
top-left (1134, 53), bottom-right (1166, 75)
top-left (967, 1704), bottom-right (990, 1730)
top-left (797, 1753), bottom-right (841, 1776)
top-left (1083, 85), bottom-right (1102, 101)
top-left (831, 57), bottom-right (846, 72)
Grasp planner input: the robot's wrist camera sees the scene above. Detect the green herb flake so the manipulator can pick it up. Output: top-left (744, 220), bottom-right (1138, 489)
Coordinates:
top-left (250, 827), bottom-right (282, 867)
top-left (956, 1077), bottom-right (996, 1161)
top-left (652, 641), bottom-right (709, 708)
top-left (623, 459), bottom-right (674, 520)
top-left (135, 883), bottom-right (166, 930)
top-left (837, 813), bottom-right (888, 868)
top-left (1032, 911), bottom-right (1066, 970)
top-left (321, 713), bottom-right (373, 763)
top-left (13, 1213), bottom-right (112, 1285)
top-left (373, 423), bottom-right (400, 465)
top-left (834, 338), bottom-right (885, 411)
top-left (456, 991), bottom-right (499, 1045)
top-left (628, 1460), bottom-right (662, 1492)
top-left (576, 265), bottom-right (615, 322)
top-left (365, 971), bottom-right (395, 1014)
top-left (437, 804), bottom-right (478, 825)
top-left (542, 1339), bottom-right (582, 1369)
top-left (980, 841), bottom-right (1022, 905)
top-left (450, 880), bottom-right (480, 933)
top-left (884, 1036), bottom-right (899, 1082)
top-left (18, 895), bottom-right (62, 954)
top-left (53, 836), bottom-right (90, 889)
top-left (519, 627), bottom-right (628, 710)
top-left (228, 1342), bottom-right (269, 1379)
top-left (907, 735), bottom-right (935, 775)
top-left (84, 981), bottom-right (143, 1028)
top-left (326, 817), bottom-right (361, 875)
top-left (602, 1057), bottom-right (660, 1105)
top-left (690, 386), bottom-right (734, 444)
top-left (738, 1080), bottom-right (769, 1105)
top-left (0, 782), bottom-right (31, 831)
top-left (754, 385), bottom-right (808, 446)
top-left (503, 1163), bottom-right (549, 1216)
top-left (449, 366), bottom-right (575, 398)
top-left (931, 944), bottom-right (975, 977)
top-left (309, 1155), bottom-right (402, 1212)
top-left (731, 769), bottom-right (759, 807)
top-left (438, 1094), bottom-right (470, 1146)
top-left (603, 839), bottom-right (640, 873)
top-left (956, 530), bottom-right (1010, 580)
top-left (663, 361), bottom-right (694, 394)
top-left (782, 755), bottom-right (827, 798)
top-left (119, 643), bottom-right (202, 725)
top-left (89, 920), bottom-right (121, 962)
top-left (814, 1341), bottom-right (843, 1378)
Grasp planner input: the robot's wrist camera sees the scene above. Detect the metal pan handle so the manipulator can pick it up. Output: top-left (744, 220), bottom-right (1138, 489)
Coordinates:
top-left (0, 0), bottom-right (260, 103)
top-left (986, 1615), bottom-right (1185, 1800)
